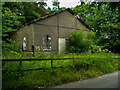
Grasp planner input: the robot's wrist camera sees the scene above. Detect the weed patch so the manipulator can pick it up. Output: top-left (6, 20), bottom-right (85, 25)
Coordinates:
top-left (2, 52), bottom-right (119, 88)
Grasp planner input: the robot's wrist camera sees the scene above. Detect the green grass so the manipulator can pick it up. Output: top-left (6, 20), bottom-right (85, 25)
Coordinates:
top-left (2, 52), bottom-right (120, 88)
top-left (2, 51), bottom-right (120, 59)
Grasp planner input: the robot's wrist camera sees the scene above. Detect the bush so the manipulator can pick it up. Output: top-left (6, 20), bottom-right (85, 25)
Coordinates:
top-left (100, 64), bottom-right (116, 73)
top-left (91, 45), bottom-right (103, 53)
top-left (68, 29), bottom-right (95, 53)
top-left (2, 39), bottom-right (22, 57)
top-left (91, 44), bottom-right (113, 53)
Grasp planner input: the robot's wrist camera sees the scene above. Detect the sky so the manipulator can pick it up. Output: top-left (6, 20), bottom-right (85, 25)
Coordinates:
top-left (45, 0), bottom-right (81, 9)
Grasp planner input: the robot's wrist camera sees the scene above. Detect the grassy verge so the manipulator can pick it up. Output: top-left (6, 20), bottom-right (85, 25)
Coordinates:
top-left (2, 51), bottom-right (120, 59)
top-left (2, 52), bottom-right (120, 88)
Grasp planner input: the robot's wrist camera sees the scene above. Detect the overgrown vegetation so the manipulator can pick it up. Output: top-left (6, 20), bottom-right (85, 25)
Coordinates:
top-left (72, 2), bottom-right (120, 53)
top-left (2, 1), bottom-right (120, 89)
top-left (2, 52), bottom-right (119, 88)
top-left (2, 43), bottom-right (120, 88)
top-left (2, 39), bottom-right (22, 59)
top-left (68, 29), bottom-right (95, 53)
top-left (2, 32), bottom-right (120, 88)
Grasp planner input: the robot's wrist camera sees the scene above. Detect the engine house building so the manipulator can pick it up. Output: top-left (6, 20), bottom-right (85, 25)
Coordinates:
top-left (12, 8), bottom-right (90, 53)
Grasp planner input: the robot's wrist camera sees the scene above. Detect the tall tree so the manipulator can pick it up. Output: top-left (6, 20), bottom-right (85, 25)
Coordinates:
top-left (2, 2), bottom-right (24, 38)
top-left (21, 2), bottom-right (41, 24)
top-left (72, 2), bottom-right (120, 53)
top-left (2, 2), bottom-right (48, 38)
top-left (52, 0), bottom-right (60, 11)
top-left (34, 1), bottom-right (47, 16)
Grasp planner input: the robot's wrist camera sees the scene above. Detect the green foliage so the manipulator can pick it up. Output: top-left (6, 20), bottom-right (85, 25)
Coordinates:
top-left (2, 48), bottom-right (119, 88)
top-left (21, 2), bottom-right (41, 24)
top-left (52, 0), bottom-right (60, 11)
top-left (2, 62), bottom-right (23, 81)
top-left (91, 45), bottom-right (103, 53)
top-left (2, 39), bottom-right (22, 58)
top-left (2, 6), bottom-right (23, 37)
top-left (2, 52), bottom-right (119, 88)
top-left (2, 2), bottom-right (47, 38)
top-left (68, 29), bottom-right (95, 53)
top-left (100, 64), bottom-right (116, 73)
top-left (72, 2), bottom-right (120, 53)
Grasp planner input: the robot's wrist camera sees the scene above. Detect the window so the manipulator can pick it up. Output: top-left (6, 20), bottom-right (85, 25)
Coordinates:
top-left (43, 35), bottom-right (51, 51)
top-left (23, 37), bottom-right (26, 51)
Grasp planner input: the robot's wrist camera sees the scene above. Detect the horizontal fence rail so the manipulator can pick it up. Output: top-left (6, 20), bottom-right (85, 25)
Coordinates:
top-left (2, 58), bottom-right (73, 62)
top-left (2, 56), bottom-right (120, 62)
top-left (2, 56), bottom-right (120, 72)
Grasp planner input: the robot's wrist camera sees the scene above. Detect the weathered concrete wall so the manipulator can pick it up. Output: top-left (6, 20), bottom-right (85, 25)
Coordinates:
top-left (58, 11), bottom-right (89, 38)
top-left (58, 11), bottom-right (76, 29)
top-left (37, 15), bottom-right (57, 26)
top-left (33, 24), bottom-right (58, 52)
top-left (59, 28), bottom-right (74, 38)
top-left (12, 24), bottom-right (33, 51)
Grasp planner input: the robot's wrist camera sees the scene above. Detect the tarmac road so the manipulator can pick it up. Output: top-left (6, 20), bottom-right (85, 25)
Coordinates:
top-left (50, 71), bottom-right (119, 88)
